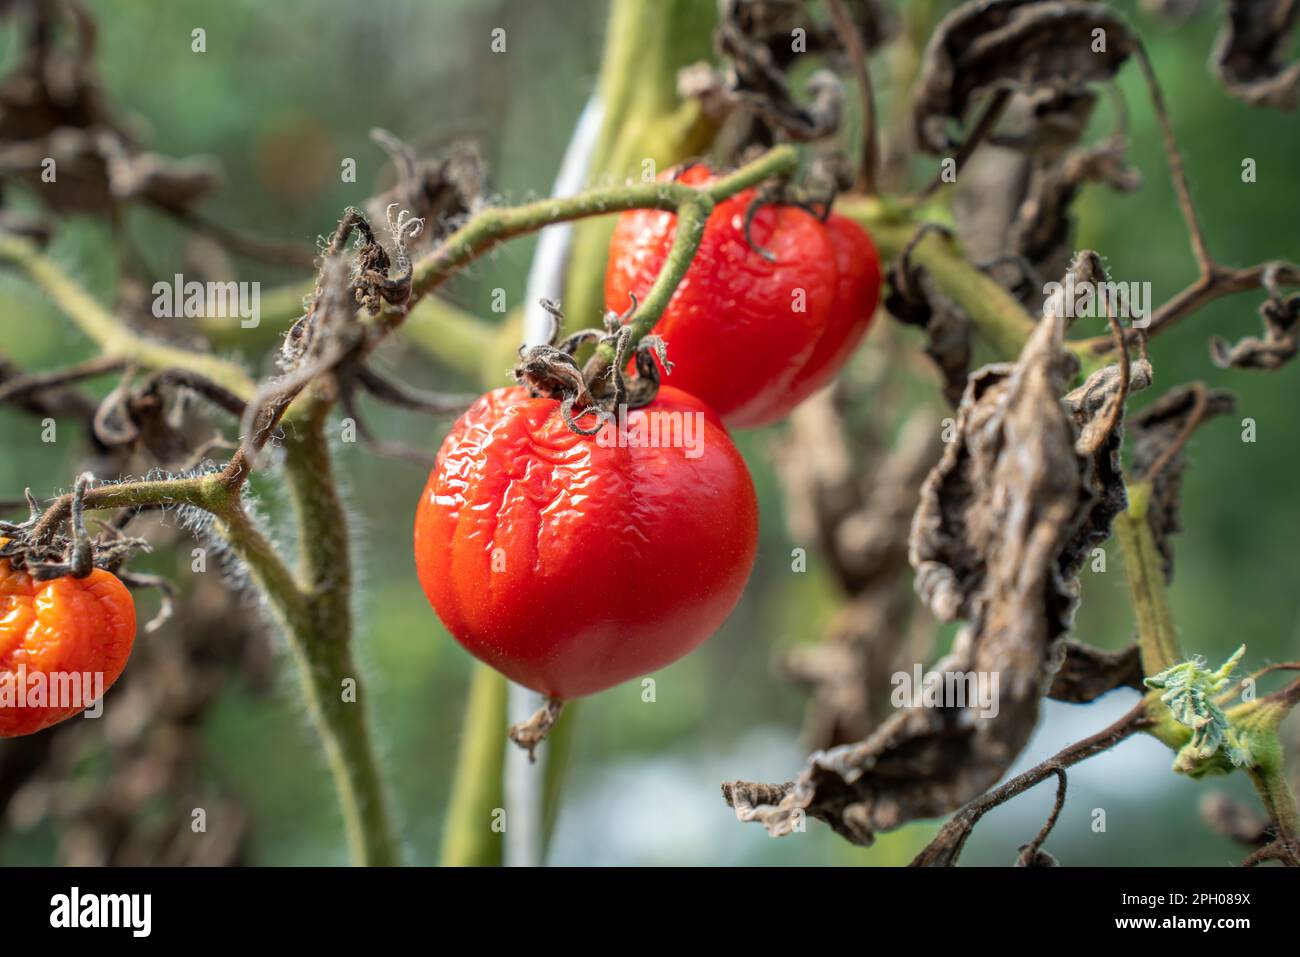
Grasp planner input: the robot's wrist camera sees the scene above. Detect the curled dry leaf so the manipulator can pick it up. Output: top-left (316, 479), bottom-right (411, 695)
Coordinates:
top-left (1063, 346), bottom-right (1153, 564)
top-left (1007, 132), bottom-right (1141, 280)
top-left (725, 248), bottom-right (1158, 843)
top-left (1046, 640), bottom-right (1145, 703)
top-left (1065, 351), bottom-right (1153, 451)
top-left (684, 0), bottom-right (893, 145)
top-left (1211, 0), bottom-right (1300, 110)
top-left (910, 307), bottom-right (1085, 630)
top-left (955, 89), bottom-right (1140, 293)
top-left (911, 0), bottom-right (1135, 154)
top-left (1129, 383), bottom-right (1236, 581)
top-left (1209, 287), bottom-right (1300, 370)
top-left (725, 298), bottom-right (1132, 842)
top-left (884, 258), bottom-right (972, 408)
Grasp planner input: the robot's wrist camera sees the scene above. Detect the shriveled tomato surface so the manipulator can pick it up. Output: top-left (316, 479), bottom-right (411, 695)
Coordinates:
top-left (0, 547), bottom-right (137, 737)
top-left (605, 165), bottom-right (881, 428)
top-left (414, 385), bottom-right (758, 698)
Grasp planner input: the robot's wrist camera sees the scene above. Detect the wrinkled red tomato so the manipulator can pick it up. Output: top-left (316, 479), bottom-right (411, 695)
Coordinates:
top-left (1, 542), bottom-right (136, 737)
top-left (605, 165), bottom-right (881, 428)
top-left (413, 385), bottom-right (758, 698)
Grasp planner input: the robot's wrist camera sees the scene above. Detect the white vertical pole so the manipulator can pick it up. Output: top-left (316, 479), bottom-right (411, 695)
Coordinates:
top-left (503, 94), bottom-right (605, 868)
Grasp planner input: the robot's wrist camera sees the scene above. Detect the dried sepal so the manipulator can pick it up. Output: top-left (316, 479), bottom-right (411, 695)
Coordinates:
top-left (0, 474), bottom-right (151, 581)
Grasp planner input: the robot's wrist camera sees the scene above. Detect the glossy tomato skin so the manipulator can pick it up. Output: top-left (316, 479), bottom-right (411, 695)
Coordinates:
top-left (0, 549), bottom-right (137, 737)
top-left (605, 165), bottom-right (880, 427)
top-left (783, 213), bottom-right (882, 407)
top-left (413, 385), bottom-right (758, 698)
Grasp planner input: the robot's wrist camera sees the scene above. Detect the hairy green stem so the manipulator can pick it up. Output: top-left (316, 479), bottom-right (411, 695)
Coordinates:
top-left (405, 145), bottom-right (799, 318)
top-left (1114, 482), bottom-right (1182, 676)
top-left (79, 462), bottom-right (397, 865)
top-left (588, 196), bottom-right (710, 373)
top-left (1249, 767), bottom-right (1300, 842)
top-left (278, 396), bottom-right (398, 866)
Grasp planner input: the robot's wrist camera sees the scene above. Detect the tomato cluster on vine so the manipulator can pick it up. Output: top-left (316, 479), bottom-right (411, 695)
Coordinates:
top-left (414, 163), bottom-right (881, 699)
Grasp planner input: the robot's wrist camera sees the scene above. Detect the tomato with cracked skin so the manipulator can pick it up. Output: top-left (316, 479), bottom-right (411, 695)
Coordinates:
top-left (413, 385), bottom-right (758, 698)
top-left (604, 165), bottom-right (881, 427)
top-left (0, 541), bottom-right (137, 737)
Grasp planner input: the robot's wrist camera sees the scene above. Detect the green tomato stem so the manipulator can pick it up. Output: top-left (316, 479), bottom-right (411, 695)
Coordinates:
top-left (1114, 482), bottom-right (1182, 677)
top-left (440, 663), bottom-right (509, 866)
top-left (0, 233), bottom-right (256, 399)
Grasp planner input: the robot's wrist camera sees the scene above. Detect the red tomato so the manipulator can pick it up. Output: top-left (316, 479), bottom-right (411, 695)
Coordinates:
top-left (1, 543), bottom-right (137, 737)
top-left (413, 385), bottom-right (759, 698)
top-left (605, 165), bottom-right (881, 427)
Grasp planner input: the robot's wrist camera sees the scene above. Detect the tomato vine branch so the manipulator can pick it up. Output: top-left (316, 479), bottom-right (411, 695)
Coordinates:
top-left (3, 133), bottom-right (800, 866)
top-left (403, 144), bottom-right (800, 326)
top-left (0, 233), bottom-right (256, 399)
top-left (911, 702), bottom-right (1153, 866)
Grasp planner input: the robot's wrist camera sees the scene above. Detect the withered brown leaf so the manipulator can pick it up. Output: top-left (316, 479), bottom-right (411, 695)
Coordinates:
top-left (724, 311), bottom-right (1090, 842)
top-left (724, 249), bottom-right (1157, 844)
top-left (884, 259), bottom-right (972, 408)
top-left (773, 396), bottom-right (942, 748)
top-left (1211, 0), bottom-right (1300, 110)
top-left (911, 0), bottom-right (1136, 154)
top-left (1047, 640), bottom-right (1145, 703)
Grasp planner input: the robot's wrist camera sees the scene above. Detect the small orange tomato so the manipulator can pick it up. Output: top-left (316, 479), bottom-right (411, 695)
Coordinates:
top-left (0, 541), bottom-right (136, 737)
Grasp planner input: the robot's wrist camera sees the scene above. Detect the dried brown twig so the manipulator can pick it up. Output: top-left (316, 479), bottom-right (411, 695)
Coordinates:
top-left (910, 702), bottom-right (1152, 866)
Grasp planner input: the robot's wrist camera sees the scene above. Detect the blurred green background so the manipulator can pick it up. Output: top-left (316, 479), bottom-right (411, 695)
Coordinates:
top-left (1, 0), bottom-right (1297, 866)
